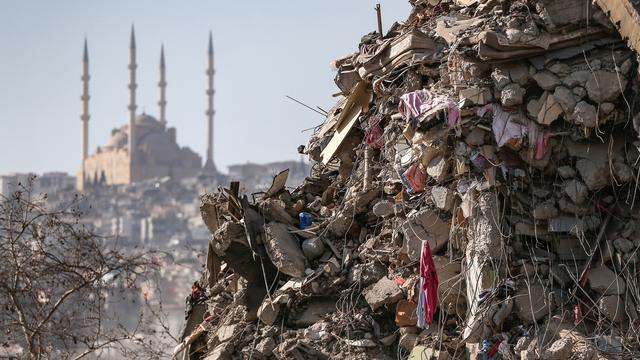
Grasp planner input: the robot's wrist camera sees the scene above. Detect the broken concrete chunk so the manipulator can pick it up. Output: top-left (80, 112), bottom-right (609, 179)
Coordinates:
top-left (501, 83), bottom-right (526, 107)
top-left (433, 256), bottom-right (464, 310)
top-left (364, 277), bottom-right (404, 311)
top-left (613, 162), bottom-right (634, 183)
top-left (562, 75), bottom-right (579, 88)
top-left (264, 222), bottom-right (306, 277)
top-left (515, 337), bottom-right (532, 354)
top-left (564, 179), bottom-right (588, 204)
top-left (588, 266), bottom-right (626, 295)
top-left (594, 335), bottom-right (623, 355)
top-left (516, 222), bottom-right (549, 236)
top-left (550, 265), bottom-right (571, 287)
top-left (527, 98), bottom-right (541, 119)
top-left (576, 158), bottom-right (609, 191)
top-left (373, 200), bottom-right (394, 217)
top-left (533, 200), bottom-right (558, 220)
top-left (459, 87), bottom-right (492, 105)
top-left (492, 297), bottom-right (513, 327)
top-left (557, 166), bottom-right (576, 178)
top-left (521, 350), bottom-right (537, 360)
top-left (289, 297), bottom-right (337, 327)
top-left (257, 300), bottom-right (280, 326)
top-left (349, 262), bottom-right (387, 286)
top-left (574, 215), bottom-right (601, 235)
top-left (571, 101), bottom-right (598, 127)
top-left (260, 198), bottom-right (295, 224)
top-left (204, 341), bottom-right (233, 360)
top-left (601, 102), bottom-right (615, 114)
top-left (303, 321), bottom-right (330, 341)
top-left (401, 209), bottom-right (451, 259)
top-left (256, 337), bottom-right (277, 356)
top-left (548, 63), bottom-right (571, 77)
top-left (613, 237), bottom-right (634, 253)
top-left (553, 86), bottom-right (576, 113)
top-left (408, 345), bottom-right (450, 360)
top-left (543, 338), bottom-right (574, 360)
top-left (354, 187), bottom-right (381, 213)
top-left (585, 71), bottom-right (627, 103)
top-left (465, 127), bottom-right (485, 146)
top-left (217, 324), bottom-right (239, 343)
top-left (555, 236), bottom-right (588, 260)
top-left (571, 70), bottom-right (591, 86)
top-left (344, 339), bottom-right (376, 348)
top-left (327, 205), bottom-right (355, 237)
top-left (431, 186), bottom-right (455, 211)
top-left (427, 154), bottom-right (449, 183)
top-left (509, 63), bottom-right (530, 85)
top-left (514, 284), bottom-right (555, 323)
top-left (491, 67), bottom-right (511, 91)
top-left (399, 333), bottom-right (419, 352)
top-left (211, 221), bottom-right (247, 257)
top-left (533, 71), bottom-right (561, 90)
top-left (572, 86), bottom-right (587, 98)
top-left (301, 237), bottom-right (325, 260)
top-left (537, 91), bottom-right (563, 125)
top-left (599, 295), bottom-right (625, 322)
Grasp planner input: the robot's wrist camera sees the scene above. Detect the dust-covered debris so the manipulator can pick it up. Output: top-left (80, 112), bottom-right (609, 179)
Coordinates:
top-left (174, 1), bottom-right (640, 359)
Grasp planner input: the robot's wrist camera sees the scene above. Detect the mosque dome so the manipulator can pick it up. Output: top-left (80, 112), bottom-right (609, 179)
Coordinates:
top-left (138, 131), bottom-right (179, 162)
top-left (135, 113), bottom-right (164, 130)
top-left (106, 129), bottom-right (128, 148)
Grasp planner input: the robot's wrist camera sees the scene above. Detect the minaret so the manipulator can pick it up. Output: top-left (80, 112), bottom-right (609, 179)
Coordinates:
top-left (128, 25), bottom-right (138, 181)
top-left (158, 45), bottom-right (167, 126)
top-left (79, 37), bottom-right (90, 190)
top-left (204, 31), bottom-right (216, 171)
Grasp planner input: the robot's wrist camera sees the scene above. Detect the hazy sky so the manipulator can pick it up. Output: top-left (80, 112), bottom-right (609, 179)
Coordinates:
top-left (0, 1), bottom-right (410, 175)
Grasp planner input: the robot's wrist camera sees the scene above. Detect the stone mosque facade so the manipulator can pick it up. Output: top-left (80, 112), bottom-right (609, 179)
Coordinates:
top-left (77, 28), bottom-right (217, 190)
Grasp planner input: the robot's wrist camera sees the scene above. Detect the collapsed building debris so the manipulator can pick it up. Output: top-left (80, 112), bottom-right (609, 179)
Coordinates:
top-left (177, 0), bottom-right (640, 359)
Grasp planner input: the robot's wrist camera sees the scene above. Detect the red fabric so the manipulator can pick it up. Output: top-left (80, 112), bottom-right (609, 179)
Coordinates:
top-left (420, 241), bottom-right (439, 325)
top-left (487, 340), bottom-right (502, 358)
top-left (404, 163), bottom-right (426, 193)
top-left (573, 303), bottom-right (583, 325)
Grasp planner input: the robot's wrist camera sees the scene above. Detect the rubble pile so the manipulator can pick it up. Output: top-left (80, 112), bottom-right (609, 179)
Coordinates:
top-left (178, 1), bottom-right (640, 359)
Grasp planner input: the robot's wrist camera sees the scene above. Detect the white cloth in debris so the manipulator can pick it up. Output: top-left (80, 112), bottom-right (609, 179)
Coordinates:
top-left (478, 104), bottom-right (541, 149)
top-left (417, 240), bottom-right (427, 329)
top-left (417, 276), bottom-right (426, 329)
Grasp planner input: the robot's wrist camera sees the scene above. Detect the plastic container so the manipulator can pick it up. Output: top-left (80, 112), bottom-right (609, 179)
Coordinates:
top-left (299, 212), bottom-right (313, 230)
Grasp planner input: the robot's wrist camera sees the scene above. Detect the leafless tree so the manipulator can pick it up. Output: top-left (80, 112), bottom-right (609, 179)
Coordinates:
top-left (0, 177), bottom-right (175, 359)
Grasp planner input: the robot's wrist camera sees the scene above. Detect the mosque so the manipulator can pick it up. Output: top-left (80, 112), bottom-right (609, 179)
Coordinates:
top-left (77, 27), bottom-right (217, 190)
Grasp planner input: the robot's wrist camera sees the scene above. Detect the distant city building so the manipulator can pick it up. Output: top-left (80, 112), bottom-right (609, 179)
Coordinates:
top-left (0, 173), bottom-right (31, 197)
top-left (0, 172), bottom-right (74, 198)
top-left (77, 28), bottom-right (219, 190)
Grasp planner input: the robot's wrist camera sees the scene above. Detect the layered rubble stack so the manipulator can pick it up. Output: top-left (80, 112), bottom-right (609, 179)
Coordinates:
top-left (178, 1), bottom-right (640, 359)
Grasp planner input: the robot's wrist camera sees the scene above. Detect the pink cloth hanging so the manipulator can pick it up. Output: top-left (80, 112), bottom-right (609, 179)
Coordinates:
top-left (420, 241), bottom-right (439, 325)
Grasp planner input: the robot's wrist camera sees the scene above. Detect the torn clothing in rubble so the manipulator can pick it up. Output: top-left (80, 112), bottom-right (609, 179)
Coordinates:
top-left (365, 114), bottom-right (385, 148)
top-left (418, 240), bottom-right (439, 327)
top-left (478, 103), bottom-right (550, 160)
top-left (399, 90), bottom-right (461, 128)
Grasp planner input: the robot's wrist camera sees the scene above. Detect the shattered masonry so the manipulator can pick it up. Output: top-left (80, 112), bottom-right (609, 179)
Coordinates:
top-left (177, 1), bottom-right (640, 359)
